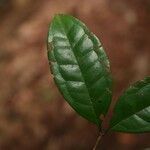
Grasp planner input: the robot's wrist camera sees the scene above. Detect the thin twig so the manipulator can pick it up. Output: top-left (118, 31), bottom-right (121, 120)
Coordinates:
top-left (92, 132), bottom-right (104, 150)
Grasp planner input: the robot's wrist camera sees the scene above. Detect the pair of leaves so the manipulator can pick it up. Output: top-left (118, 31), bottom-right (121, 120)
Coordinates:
top-left (47, 14), bottom-right (150, 133)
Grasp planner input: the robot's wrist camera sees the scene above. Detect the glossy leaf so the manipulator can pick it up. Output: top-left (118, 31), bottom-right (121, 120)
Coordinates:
top-left (47, 14), bottom-right (112, 127)
top-left (110, 77), bottom-right (150, 133)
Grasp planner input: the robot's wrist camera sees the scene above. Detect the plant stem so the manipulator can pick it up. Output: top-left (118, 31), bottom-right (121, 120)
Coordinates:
top-left (92, 132), bottom-right (104, 150)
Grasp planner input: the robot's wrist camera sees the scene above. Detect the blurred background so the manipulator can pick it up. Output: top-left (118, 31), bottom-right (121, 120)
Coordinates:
top-left (0, 0), bottom-right (150, 149)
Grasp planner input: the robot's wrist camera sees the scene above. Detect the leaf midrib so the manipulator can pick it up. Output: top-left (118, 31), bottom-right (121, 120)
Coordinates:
top-left (111, 105), bottom-right (150, 130)
top-left (56, 16), bottom-right (100, 126)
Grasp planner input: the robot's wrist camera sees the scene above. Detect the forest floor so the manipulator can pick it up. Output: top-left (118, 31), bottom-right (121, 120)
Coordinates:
top-left (0, 0), bottom-right (150, 149)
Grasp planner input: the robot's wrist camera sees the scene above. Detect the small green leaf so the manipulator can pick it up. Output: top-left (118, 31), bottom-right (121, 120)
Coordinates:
top-left (47, 14), bottom-right (112, 127)
top-left (110, 77), bottom-right (150, 133)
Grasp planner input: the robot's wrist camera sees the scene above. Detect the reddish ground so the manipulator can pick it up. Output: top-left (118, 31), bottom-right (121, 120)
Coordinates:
top-left (0, 0), bottom-right (150, 149)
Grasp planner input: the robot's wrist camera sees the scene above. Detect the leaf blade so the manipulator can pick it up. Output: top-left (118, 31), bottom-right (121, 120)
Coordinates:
top-left (47, 14), bottom-right (112, 126)
top-left (110, 77), bottom-right (150, 133)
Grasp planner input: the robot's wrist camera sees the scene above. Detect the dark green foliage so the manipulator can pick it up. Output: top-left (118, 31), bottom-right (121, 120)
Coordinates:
top-left (47, 14), bottom-right (112, 127)
top-left (47, 14), bottom-right (150, 133)
top-left (110, 77), bottom-right (150, 133)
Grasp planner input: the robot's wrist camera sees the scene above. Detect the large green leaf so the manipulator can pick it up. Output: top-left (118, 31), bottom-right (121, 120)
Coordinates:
top-left (110, 77), bottom-right (150, 133)
top-left (47, 14), bottom-right (112, 127)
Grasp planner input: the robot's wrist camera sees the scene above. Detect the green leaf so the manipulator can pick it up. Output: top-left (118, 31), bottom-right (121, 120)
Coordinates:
top-left (110, 77), bottom-right (150, 133)
top-left (47, 14), bottom-right (112, 127)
